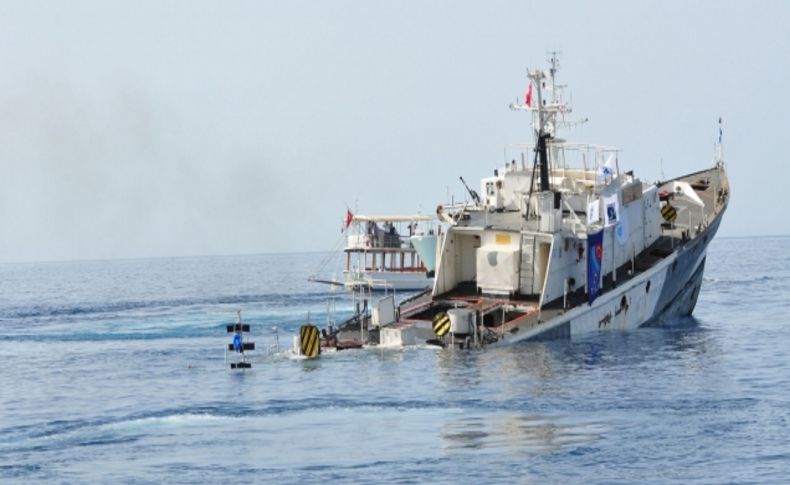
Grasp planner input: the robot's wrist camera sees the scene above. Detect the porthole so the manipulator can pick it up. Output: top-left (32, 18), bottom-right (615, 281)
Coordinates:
top-left (646, 281), bottom-right (651, 293)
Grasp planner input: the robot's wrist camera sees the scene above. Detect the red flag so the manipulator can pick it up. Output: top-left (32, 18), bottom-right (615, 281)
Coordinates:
top-left (344, 209), bottom-right (354, 230)
top-left (525, 81), bottom-right (533, 107)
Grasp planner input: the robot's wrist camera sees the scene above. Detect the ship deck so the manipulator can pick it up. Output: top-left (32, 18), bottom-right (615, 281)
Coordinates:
top-left (398, 234), bottom-right (683, 337)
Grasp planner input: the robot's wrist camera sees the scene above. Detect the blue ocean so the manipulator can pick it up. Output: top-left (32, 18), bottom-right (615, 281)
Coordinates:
top-left (1, 237), bottom-right (789, 483)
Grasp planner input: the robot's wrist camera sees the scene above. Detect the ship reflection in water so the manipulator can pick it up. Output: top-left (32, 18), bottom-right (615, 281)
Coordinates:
top-left (440, 413), bottom-right (608, 453)
top-left (434, 320), bottom-right (713, 454)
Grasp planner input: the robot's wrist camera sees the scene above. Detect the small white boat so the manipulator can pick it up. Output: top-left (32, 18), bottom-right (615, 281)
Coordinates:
top-left (310, 213), bottom-right (440, 291)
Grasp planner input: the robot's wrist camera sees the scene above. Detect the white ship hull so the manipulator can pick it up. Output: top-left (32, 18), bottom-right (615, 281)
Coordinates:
top-left (503, 213), bottom-right (720, 344)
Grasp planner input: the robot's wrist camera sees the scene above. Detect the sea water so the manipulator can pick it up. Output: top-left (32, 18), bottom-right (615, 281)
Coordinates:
top-left (1, 237), bottom-right (789, 483)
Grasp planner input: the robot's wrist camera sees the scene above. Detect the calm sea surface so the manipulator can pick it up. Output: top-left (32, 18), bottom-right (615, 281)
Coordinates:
top-left (1, 237), bottom-right (789, 484)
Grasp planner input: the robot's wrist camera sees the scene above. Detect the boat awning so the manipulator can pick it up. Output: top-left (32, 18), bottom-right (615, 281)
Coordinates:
top-left (352, 214), bottom-right (434, 223)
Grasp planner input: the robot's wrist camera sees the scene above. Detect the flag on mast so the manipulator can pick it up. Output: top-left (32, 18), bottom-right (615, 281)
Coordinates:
top-left (344, 209), bottom-right (354, 230)
top-left (525, 81), bottom-right (533, 107)
top-left (597, 154), bottom-right (616, 183)
top-left (718, 116), bottom-right (723, 144)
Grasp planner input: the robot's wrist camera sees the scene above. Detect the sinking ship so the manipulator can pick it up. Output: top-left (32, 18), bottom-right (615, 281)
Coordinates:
top-left (296, 55), bottom-right (729, 355)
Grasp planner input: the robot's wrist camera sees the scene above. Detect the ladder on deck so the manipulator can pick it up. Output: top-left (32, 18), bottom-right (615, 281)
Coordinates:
top-left (519, 235), bottom-right (536, 295)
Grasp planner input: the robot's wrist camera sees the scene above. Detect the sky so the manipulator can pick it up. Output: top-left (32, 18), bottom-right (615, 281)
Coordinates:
top-left (0, 0), bottom-right (787, 263)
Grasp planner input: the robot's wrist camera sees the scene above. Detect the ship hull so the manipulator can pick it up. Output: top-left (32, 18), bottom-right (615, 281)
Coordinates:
top-left (503, 211), bottom-right (722, 344)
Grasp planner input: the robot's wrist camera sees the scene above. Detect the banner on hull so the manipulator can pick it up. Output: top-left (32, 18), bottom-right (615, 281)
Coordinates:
top-left (587, 230), bottom-right (604, 304)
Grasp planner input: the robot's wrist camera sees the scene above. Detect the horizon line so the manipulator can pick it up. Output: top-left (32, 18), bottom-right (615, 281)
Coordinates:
top-left (1, 233), bottom-right (786, 266)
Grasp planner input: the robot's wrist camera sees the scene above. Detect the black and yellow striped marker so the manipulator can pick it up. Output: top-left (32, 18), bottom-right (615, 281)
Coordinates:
top-left (661, 204), bottom-right (677, 223)
top-left (299, 324), bottom-right (321, 358)
top-left (432, 312), bottom-right (450, 337)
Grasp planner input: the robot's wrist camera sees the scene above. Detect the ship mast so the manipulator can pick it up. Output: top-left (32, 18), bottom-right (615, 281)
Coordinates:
top-left (714, 116), bottom-right (725, 165)
top-left (529, 51), bottom-right (563, 193)
top-left (509, 52), bottom-right (573, 214)
top-left (548, 50), bottom-right (560, 105)
top-left (529, 68), bottom-right (551, 192)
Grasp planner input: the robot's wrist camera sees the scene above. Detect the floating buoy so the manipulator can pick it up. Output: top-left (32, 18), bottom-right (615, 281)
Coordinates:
top-left (299, 324), bottom-right (321, 358)
top-left (226, 310), bottom-right (254, 369)
top-left (432, 312), bottom-right (450, 337)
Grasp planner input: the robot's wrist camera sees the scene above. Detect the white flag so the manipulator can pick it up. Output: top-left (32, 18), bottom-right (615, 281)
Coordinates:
top-left (587, 199), bottom-right (600, 225)
top-left (604, 194), bottom-right (620, 227)
top-left (596, 154), bottom-right (616, 184)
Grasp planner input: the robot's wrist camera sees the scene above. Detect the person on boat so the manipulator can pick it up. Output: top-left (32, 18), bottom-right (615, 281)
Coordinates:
top-left (380, 221), bottom-right (397, 247)
top-left (372, 222), bottom-right (381, 247)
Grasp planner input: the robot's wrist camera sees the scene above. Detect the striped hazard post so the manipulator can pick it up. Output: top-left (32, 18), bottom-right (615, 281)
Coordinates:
top-left (299, 324), bottom-right (321, 358)
top-left (432, 312), bottom-right (451, 337)
top-left (661, 204), bottom-right (677, 223)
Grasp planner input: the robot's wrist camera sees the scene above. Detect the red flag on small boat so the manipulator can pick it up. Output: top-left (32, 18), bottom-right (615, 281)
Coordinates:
top-left (525, 81), bottom-right (533, 107)
top-left (344, 209), bottom-right (354, 230)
